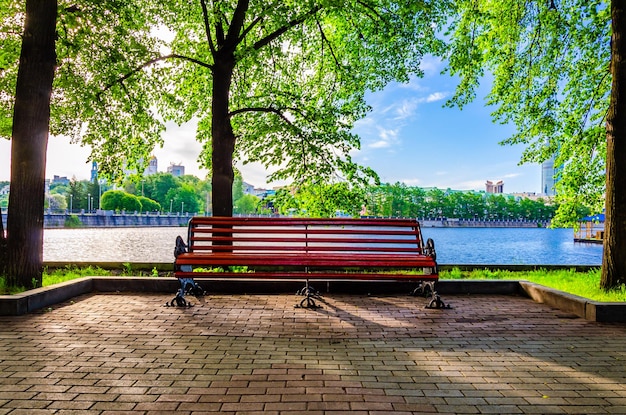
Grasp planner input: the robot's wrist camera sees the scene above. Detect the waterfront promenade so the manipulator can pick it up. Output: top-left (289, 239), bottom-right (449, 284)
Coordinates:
top-left (1, 291), bottom-right (625, 414)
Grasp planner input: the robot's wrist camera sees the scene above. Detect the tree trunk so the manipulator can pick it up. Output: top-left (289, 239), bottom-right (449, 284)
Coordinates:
top-left (211, 51), bottom-right (236, 218)
top-left (6, 0), bottom-right (57, 288)
top-left (601, 1), bottom-right (626, 289)
top-left (0, 209), bottom-right (6, 275)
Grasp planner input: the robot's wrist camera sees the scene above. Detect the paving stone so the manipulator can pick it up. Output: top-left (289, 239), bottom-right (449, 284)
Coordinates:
top-left (0, 293), bottom-right (625, 414)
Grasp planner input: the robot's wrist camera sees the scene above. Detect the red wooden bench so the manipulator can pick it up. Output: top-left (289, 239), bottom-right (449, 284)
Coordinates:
top-left (172, 216), bottom-right (445, 308)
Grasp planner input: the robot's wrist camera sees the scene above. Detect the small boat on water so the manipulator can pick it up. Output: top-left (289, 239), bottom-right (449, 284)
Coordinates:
top-left (574, 213), bottom-right (604, 244)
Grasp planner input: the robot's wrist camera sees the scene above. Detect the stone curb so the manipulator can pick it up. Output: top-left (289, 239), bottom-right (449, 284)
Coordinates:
top-left (2, 277), bottom-right (624, 322)
top-left (518, 280), bottom-right (626, 323)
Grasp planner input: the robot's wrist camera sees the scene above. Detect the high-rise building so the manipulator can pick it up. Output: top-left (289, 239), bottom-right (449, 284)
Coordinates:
top-left (541, 156), bottom-right (556, 196)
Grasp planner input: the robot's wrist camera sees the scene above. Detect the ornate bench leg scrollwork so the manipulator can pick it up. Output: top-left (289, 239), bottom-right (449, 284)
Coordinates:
top-left (167, 260), bottom-right (205, 307)
top-left (410, 281), bottom-right (450, 309)
top-left (295, 279), bottom-right (323, 309)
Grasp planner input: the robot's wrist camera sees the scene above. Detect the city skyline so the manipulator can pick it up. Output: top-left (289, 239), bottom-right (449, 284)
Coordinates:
top-left (0, 56), bottom-right (544, 194)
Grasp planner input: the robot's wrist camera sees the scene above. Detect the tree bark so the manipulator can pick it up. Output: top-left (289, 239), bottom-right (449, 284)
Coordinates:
top-left (211, 51), bottom-right (236, 217)
top-left (601, 1), bottom-right (626, 289)
top-left (6, 0), bottom-right (57, 288)
top-left (0, 209), bottom-right (5, 275)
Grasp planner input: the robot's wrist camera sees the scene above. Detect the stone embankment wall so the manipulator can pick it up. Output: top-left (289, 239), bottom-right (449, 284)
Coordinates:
top-left (420, 219), bottom-right (550, 228)
top-left (43, 212), bottom-right (191, 228)
top-left (0, 212), bottom-right (551, 229)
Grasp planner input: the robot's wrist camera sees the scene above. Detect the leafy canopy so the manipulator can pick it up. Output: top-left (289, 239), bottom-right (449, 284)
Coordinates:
top-left (444, 0), bottom-right (610, 225)
top-left (1, 0), bottom-right (450, 189)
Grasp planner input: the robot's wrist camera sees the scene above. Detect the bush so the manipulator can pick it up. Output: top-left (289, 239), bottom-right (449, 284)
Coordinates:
top-left (138, 196), bottom-right (161, 212)
top-left (64, 215), bottom-right (82, 228)
top-left (102, 190), bottom-right (154, 212)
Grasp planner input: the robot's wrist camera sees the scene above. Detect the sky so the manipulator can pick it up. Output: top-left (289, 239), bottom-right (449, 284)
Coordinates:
top-left (0, 56), bottom-right (541, 194)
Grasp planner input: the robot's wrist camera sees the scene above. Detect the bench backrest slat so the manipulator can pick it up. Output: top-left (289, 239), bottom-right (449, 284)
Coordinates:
top-left (185, 217), bottom-right (428, 257)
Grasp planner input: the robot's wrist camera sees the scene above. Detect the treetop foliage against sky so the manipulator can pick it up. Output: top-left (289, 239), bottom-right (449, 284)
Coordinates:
top-left (0, 0), bottom-right (613, 223)
top-left (0, 0), bottom-right (450, 187)
top-left (445, 0), bottom-right (611, 224)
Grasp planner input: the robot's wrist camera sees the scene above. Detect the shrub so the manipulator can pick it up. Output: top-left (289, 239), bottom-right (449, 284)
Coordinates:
top-left (64, 215), bottom-right (82, 228)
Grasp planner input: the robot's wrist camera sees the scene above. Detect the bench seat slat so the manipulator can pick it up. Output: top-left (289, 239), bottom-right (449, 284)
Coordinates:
top-left (175, 271), bottom-right (438, 281)
top-left (176, 253), bottom-right (436, 268)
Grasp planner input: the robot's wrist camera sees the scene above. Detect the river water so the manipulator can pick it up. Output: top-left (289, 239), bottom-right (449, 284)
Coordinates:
top-left (42, 226), bottom-right (603, 265)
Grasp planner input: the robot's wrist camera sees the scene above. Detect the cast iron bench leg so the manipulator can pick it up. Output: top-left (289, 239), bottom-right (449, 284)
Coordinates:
top-left (411, 281), bottom-right (450, 309)
top-left (168, 265), bottom-right (205, 307)
top-left (295, 280), bottom-right (322, 309)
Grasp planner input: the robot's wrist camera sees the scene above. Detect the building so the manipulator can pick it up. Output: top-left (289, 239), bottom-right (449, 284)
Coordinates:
top-left (167, 163), bottom-right (185, 177)
top-left (52, 175), bottom-right (70, 186)
top-left (541, 156), bottom-right (556, 196)
top-left (144, 156), bottom-right (158, 176)
top-left (91, 162), bottom-right (98, 182)
top-left (485, 180), bottom-right (504, 194)
top-left (242, 182), bottom-right (255, 195)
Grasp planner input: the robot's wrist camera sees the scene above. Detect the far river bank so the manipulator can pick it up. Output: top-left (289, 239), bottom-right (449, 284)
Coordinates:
top-left (1, 212), bottom-right (551, 229)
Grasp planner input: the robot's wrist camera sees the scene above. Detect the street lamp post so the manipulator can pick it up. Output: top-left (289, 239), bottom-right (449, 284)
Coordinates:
top-left (69, 194), bottom-right (73, 213)
top-left (169, 199), bottom-right (173, 214)
top-left (87, 193), bottom-right (91, 212)
top-left (181, 201), bottom-right (184, 215)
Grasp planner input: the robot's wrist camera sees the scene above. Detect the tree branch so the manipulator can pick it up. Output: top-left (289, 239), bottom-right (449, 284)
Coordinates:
top-left (238, 14), bottom-right (264, 44)
top-left (315, 17), bottom-right (341, 68)
top-left (229, 106), bottom-right (293, 125)
top-left (98, 54), bottom-right (213, 96)
top-left (200, 0), bottom-right (216, 54)
top-left (223, 0), bottom-right (249, 50)
top-left (253, 5), bottom-right (321, 50)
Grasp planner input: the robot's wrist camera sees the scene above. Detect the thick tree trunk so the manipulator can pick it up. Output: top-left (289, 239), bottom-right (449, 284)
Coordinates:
top-left (211, 51), bottom-right (236, 218)
top-left (0, 210), bottom-right (5, 275)
top-left (6, 0), bottom-right (57, 288)
top-left (601, 1), bottom-right (626, 289)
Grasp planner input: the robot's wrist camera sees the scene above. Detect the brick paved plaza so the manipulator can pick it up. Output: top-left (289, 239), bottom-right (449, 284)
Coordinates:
top-left (1, 292), bottom-right (626, 414)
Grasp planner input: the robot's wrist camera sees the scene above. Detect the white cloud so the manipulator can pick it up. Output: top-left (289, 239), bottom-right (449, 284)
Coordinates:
top-left (502, 172), bottom-right (521, 179)
top-left (367, 127), bottom-right (398, 149)
top-left (455, 179), bottom-right (487, 190)
top-left (425, 92), bottom-right (446, 103)
top-left (400, 178), bottom-right (421, 186)
top-left (369, 140), bottom-right (391, 149)
top-left (394, 99), bottom-right (418, 120)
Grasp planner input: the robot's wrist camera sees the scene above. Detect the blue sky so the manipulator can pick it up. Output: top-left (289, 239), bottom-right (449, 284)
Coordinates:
top-left (0, 56), bottom-right (541, 194)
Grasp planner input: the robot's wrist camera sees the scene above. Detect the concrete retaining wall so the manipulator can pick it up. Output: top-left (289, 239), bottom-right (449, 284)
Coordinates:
top-left (2, 277), bottom-right (623, 323)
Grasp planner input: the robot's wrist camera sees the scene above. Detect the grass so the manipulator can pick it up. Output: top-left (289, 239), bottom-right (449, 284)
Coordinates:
top-left (441, 267), bottom-right (626, 302)
top-left (0, 266), bottom-right (112, 294)
top-left (43, 265), bottom-right (112, 286)
top-left (1, 266), bottom-right (625, 302)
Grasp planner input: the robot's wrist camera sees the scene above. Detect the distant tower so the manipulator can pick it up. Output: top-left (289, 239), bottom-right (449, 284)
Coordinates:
top-left (91, 161), bottom-right (98, 182)
top-left (541, 156), bottom-right (556, 196)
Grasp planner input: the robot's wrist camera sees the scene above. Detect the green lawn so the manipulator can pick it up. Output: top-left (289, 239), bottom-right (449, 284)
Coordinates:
top-left (1, 266), bottom-right (624, 302)
top-left (0, 266), bottom-right (112, 294)
top-left (441, 267), bottom-right (626, 302)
